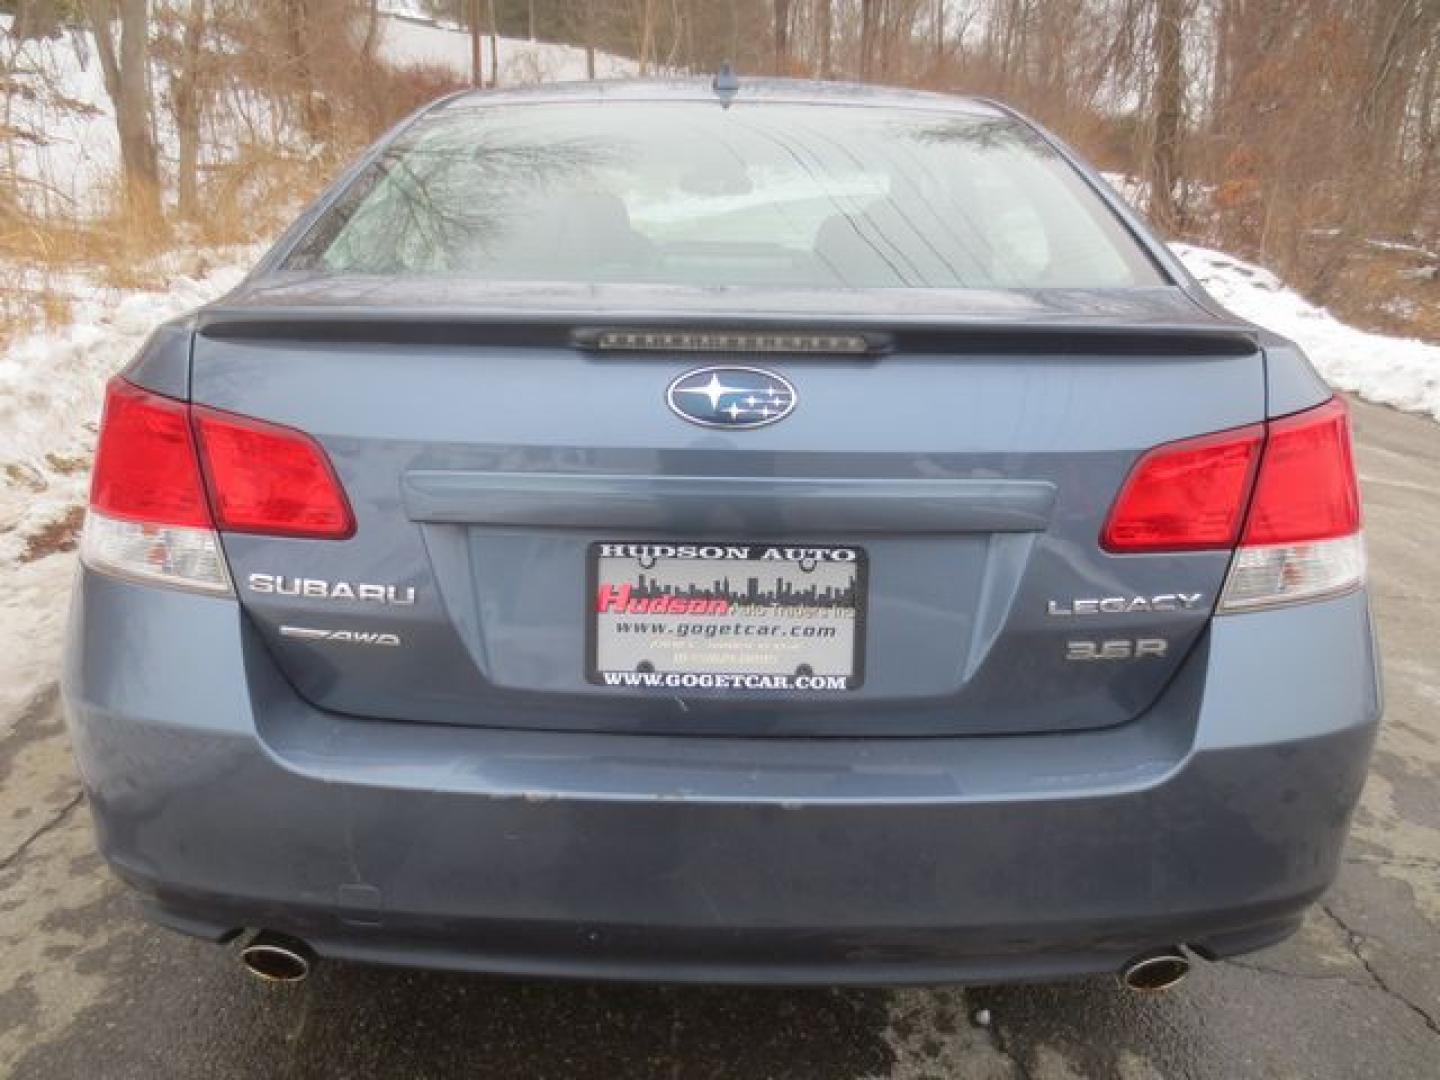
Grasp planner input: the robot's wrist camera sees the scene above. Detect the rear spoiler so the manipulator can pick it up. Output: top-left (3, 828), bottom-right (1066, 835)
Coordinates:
top-left (196, 310), bottom-right (1260, 358)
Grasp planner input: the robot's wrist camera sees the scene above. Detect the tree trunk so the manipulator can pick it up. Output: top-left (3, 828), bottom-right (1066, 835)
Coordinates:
top-left (682, 0), bottom-right (695, 72)
top-left (1147, 0), bottom-right (1184, 234)
top-left (995, 0), bottom-right (1032, 91)
top-left (816, 0), bottom-right (831, 78)
top-left (359, 0), bottom-right (381, 71)
top-left (878, 0), bottom-right (906, 80)
top-left (663, 0), bottom-right (684, 71)
top-left (773, 0), bottom-right (790, 73)
top-left (1208, 0), bottom-right (1231, 134)
top-left (85, 0), bottom-right (161, 221)
top-left (470, 0), bottom-right (482, 87)
top-left (637, 0), bottom-right (657, 75)
top-left (173, 0), bottom-right (207, 220)
top-left (86, 0), bottom-right (122, 102)
top-left (117, 0), bottom-right (159, 215)
top-left (859, 0), bottom-right (877, 80)
top-left (276, 0), bottom-right (329, 142)
top-left (933, 0), bottom-right (945, 69)
top-left (1410, 48), bottom-right (1439, 223)
top-left (581, 0), bottom-right (596, 78)
top-left (487, 0), bottom-right (499, 87)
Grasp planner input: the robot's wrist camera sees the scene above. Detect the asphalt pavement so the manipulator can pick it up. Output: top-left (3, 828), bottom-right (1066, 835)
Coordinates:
top-left (1, 396), bottom-right (1436, 1079)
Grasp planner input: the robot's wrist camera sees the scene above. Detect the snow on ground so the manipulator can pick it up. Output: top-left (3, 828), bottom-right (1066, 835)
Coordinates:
top-left (1175, 243), bottom-right (1440, 422)
top-left (377, 12), bottom-right (637, 83)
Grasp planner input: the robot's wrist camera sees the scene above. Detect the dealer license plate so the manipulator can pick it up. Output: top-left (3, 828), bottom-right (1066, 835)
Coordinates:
top-left (589, 542), bottom-right (865, 692)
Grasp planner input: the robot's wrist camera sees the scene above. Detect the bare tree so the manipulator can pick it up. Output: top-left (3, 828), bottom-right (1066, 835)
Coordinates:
top-left (487, 0), bottom-right (499, 85)
top-left (85, 0), bottom-right (162, 219)
top-left (931, 0), bottom-right (946, 69)
top-left (634, 0), bottom-right (659, 74)
top-left (816, 0), bottom-right (832, 76)
top-left (469, 0), bottom-right (482, 86)
top-left (773, 0), bottom-right (791, 72)
top-left (169, 0), bottom-right (208, 219)
top-left (859, 0), bottom-right (878, 79)
top-left (583, 0), bottom-right (598, 78)
top-left (1148, 0), bottom-right (1185, 232)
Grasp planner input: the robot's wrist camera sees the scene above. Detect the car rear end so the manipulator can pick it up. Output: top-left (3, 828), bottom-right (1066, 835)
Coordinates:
top-left (61, 84), bottom-right (1381, 985)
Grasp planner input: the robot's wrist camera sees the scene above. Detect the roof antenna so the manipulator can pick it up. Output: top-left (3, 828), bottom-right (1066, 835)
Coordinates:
top-left (712, 61), bottom-right (739, 107)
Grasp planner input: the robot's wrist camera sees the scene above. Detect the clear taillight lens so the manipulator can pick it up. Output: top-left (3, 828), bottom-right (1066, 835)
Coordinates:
top-left (79, 512), bottom-right (232, 594)
top-left (1218, 535), bottom-right (1366, 611)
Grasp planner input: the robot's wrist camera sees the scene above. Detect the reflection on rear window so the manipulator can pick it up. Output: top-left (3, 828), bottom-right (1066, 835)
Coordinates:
top-left (285, 101), bottom-right (1162, 289)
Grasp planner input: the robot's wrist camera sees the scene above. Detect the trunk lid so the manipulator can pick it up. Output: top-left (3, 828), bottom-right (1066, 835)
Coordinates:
top-left (193, 278), bottom-right (1260, 736)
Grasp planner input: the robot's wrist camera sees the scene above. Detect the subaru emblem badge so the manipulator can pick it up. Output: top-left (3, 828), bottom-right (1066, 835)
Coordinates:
top-left (666, 366), bottom-right (798, 429)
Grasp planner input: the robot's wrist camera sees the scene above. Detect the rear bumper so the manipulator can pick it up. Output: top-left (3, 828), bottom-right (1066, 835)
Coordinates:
top-left (62, 570), bottom-right (1381, 985)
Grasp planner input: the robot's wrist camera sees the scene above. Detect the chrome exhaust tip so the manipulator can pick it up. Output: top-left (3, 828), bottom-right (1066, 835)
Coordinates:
top-left (1119, 948), bottom-right (1191, 992)
top-left (239, 931), bottom-right (314, 984)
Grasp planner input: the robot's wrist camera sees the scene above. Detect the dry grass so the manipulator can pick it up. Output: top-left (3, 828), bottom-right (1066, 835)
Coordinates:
top-left (0, 275), bottom-right (72, 349)
top-left (1323, 253), bottom-right (1440, 344)
top-left (0, 173), bottom-right (223, 348)
top-left (191, 145), bottom-right (336, 247)
top-left (0, 278), bottom-right (69, 351)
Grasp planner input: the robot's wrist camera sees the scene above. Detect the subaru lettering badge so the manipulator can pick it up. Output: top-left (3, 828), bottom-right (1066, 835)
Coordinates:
top-left (666, 366), bottom-right (798, 429)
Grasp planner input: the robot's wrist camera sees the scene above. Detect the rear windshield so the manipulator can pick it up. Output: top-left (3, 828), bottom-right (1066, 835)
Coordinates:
top-left (285, 101), bottom-right (1163, 289)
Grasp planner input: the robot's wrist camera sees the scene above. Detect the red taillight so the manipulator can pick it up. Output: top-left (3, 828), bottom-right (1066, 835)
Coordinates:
top-left (192, 406), bottom-right (355, 539)
top-left (1102, 397), bottom-right (1361, 556)
top-left (1101, 424), bottom-right (1264, 552)
top-left (1240, 397), bottom-right (1360, 545)
top-left (90, 379), bottom-right (213, 528)
top-left (1102, 397), bottom-right (1365, 609)
top-left (84, 380), bottom-right (351, 594)
top-left (89, 378), bottom-right (353, 540)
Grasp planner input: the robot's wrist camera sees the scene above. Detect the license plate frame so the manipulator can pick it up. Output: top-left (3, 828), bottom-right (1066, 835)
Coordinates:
top-left (586, 542), bottom-right (867, 692)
